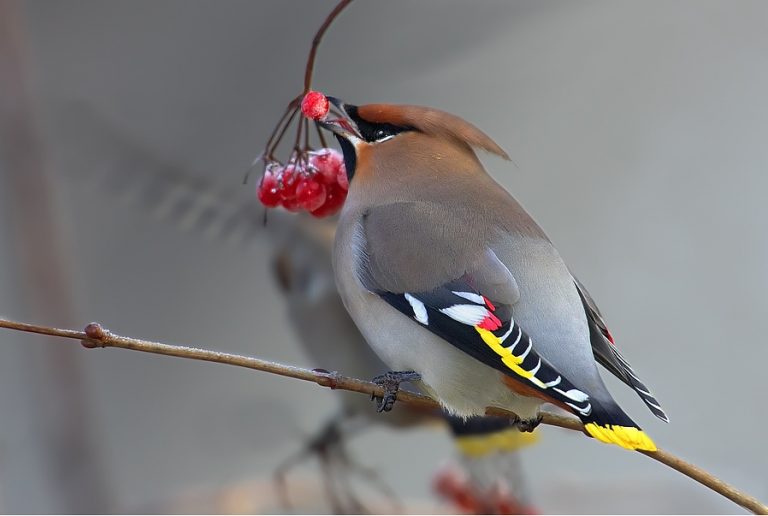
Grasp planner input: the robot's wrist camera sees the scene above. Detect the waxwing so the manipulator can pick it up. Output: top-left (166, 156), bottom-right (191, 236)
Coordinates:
top-left (60, 110), bottom-right (541, 511)
top-left (316, 97), bottom-right (669, 451)
top-left (270, 212), bottom-right (538, 513)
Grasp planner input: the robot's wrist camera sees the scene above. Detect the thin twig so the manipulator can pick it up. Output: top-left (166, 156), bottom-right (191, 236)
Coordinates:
top-left (263, 94), bottom-right (302, 161)
top-left (303, 0), bottom-right (354, 93)
top-left (257, 0), bottom-right (354, 168)
top-left (315, 121), bottom-right (328, 149)
top-left (267, 103), bottom-right (301, 162)
top-left (0, 318), bottom-right (765, 514)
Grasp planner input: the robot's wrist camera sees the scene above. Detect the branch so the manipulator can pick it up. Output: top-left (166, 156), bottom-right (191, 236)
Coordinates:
top-left (303, 0), bottom-right (354, 93)
top-left (0, 317), bottom-right (765, 515)
top-left (255, 0), bottom-right (353, 166)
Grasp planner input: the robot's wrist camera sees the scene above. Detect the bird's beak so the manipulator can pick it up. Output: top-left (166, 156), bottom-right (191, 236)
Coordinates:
top-left (317, 97), bottom-right (363, 141)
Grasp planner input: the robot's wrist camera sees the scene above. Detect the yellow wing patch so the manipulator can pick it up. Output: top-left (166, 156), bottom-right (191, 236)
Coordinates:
top-left (584, 423), bottom-right (657, 451)
top-left (476, 327), bottom-right (511, 357)
top-left (476, 326), bottom-right (545, 388)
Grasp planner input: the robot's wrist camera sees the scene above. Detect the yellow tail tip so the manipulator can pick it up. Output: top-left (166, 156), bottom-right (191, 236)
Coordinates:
top-left (456, 427), bottom-right (540, 457)
top-left (584, 423), bottom-right (657, 451)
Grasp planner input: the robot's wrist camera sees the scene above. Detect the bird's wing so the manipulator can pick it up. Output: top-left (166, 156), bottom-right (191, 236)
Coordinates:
top-left (572, 277), bottom-right (670, 422)
top-left (378, 282), bottom-right (600, 418)
top-left (357, 202), bottom-right (657, 451)
top-left (359, 202), bottom-right (597, 419)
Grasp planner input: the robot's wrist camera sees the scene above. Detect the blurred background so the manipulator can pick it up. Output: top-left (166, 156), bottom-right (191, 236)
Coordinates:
top-left (1, 0), bottom-right (767, 513)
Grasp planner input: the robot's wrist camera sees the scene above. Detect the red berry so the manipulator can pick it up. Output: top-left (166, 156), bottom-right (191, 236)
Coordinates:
top-left (295, 177), bottom-right (327, 211)
top-left (278, 163), bottom-right (301, 201)
top-left (310, 182), bottom-right (347, 217)
top-left (281, 196), bottom-right (303, 212)
top-left (336, 161), bottom-right (349, 190)
top-left (257, 169), bottom-right (281, 207)
top-left (308, 148), bottom-right (344, 185)
top-left (301, 91), bottom-right (329, 121)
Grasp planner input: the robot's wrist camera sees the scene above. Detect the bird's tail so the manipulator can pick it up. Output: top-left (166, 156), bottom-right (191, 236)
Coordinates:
top-left (434, 415), bottom-right (539, 514)
top-left (579, 398), bottom-right (657, 451)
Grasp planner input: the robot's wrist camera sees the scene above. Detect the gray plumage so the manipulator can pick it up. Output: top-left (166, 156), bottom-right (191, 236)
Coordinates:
top-left (268, 213), bottom-right (425, 427)
top-left (323, 99), bottom-right (666, 450)
top-left (58, 104), bottom-right (539, 508)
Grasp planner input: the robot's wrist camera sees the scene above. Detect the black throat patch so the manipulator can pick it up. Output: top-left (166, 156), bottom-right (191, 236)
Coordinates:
top-left (335, 135), bottom-right (356, 183)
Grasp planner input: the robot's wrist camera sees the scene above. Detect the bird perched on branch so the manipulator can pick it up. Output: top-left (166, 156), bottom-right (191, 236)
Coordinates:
top-left (269, 213), bottom-right (538, 513)
top-left (314, 96), bottom-right (669, 451)
top-left (55, 108), bottom-right (540, 513)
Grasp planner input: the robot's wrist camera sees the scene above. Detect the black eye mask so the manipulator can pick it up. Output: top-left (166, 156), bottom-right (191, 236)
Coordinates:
top-left (345, 105), bottom-right (413, 143)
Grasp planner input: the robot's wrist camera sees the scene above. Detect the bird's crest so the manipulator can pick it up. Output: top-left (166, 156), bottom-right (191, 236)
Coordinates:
top-left (357, 104), bottom-right (510, 160)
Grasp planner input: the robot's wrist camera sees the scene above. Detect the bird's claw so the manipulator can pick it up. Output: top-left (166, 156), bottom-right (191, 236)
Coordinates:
top-left (370, 370), bottom-right (421, 413)
top-left (515, 414), bottom-right (542, 433)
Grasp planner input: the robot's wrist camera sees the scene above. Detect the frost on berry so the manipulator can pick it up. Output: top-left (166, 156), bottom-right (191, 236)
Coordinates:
top-left (309, 148), bottom-right (344, 185)
top-left (257, 166), bottom-right (282, 207)
top-left (255, 149), bottom-right (349, 214)
top-left (278, 163), bottom-right (301, 201)
top-left (301, 91), bottom-right (329, 121)
top-left (255, 90), bottom-right (351, 215)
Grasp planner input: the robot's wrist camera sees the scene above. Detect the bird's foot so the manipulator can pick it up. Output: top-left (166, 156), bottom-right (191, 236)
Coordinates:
top-left (515, 415), bottom-right (542, 433)
top-left (370, 370), bottom-right (421, 412)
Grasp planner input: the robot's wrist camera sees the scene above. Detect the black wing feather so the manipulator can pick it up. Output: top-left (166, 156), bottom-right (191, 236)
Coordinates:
top-left (573, 277), bottom-right (670, 423)
top-left (379, 282), bottom-right (596, 419)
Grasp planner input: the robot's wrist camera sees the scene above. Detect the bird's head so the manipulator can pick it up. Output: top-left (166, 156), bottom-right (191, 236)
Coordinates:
top-left (311, 95), bottom-right (510, 185)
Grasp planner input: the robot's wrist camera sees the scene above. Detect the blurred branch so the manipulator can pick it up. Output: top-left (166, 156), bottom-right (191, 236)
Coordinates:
top-left (0, 317), bottom-right (766, 515)
top-left (0, 1), bottom-right (110, 510)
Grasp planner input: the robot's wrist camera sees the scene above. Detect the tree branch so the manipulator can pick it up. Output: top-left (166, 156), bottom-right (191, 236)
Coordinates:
top-left (0, 317), bottom-right (765, 514)
top-left (303, 0), bottom-right (354, 93)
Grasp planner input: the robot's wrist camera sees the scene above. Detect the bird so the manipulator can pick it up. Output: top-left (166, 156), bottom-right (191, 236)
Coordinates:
top-left (269, 212), bottom-right (539, 513)
top-left (53, 108), bottom-right (540, 512)
top-left (315, 96), bottom-right (669, 452)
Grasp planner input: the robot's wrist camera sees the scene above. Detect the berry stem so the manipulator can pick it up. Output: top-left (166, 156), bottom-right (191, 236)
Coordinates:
top-left (315, 121), bottom-right (328, 148)
top-left (262, 94), bottom-right (301, 162)
top-left (267, 103), bottom-right (301, 161)
top-left (292, 106), bottom-right (304, 154)
top-left (250, 0), bottom-right (353, 185)
top-left (259, 0), bottom-right (353, 164)
top-left (303, 0), bottom-right (354, 93)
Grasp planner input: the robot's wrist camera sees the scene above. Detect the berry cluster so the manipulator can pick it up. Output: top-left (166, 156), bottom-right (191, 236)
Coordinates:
top-left (254, 90), bottom-right (347, 217)
top-left (257, 148), bottom-right (348, 217)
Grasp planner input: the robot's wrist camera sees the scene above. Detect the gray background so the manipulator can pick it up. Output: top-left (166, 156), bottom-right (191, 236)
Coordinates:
top-left (0, 0), bottom-right (766, 513)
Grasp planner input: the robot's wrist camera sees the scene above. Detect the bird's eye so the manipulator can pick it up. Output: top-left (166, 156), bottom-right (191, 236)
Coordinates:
top-left (373, 128), bottom-right (398, 143)
top-left (348, 106), bottom-right (412, 143)
top-left (376, 134), bottom-right (395, 143)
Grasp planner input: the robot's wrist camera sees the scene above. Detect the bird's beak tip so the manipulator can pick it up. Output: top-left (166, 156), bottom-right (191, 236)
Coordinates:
top-left (317, 97), bottom-right (362, 140)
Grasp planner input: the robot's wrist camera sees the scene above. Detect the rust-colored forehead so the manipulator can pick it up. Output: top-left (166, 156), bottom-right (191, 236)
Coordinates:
top-left (356, 104), bottom-right (413, 126)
